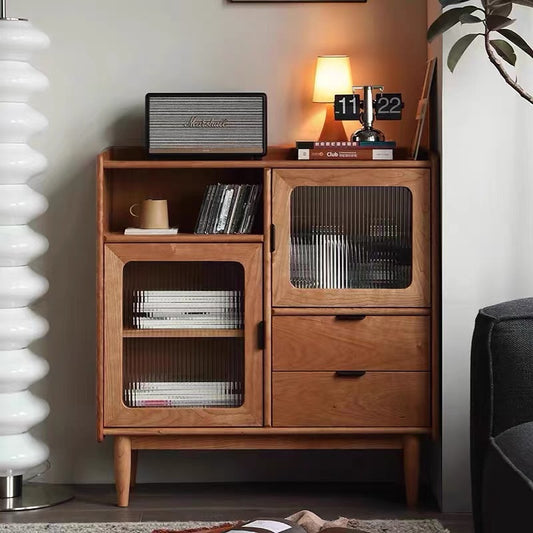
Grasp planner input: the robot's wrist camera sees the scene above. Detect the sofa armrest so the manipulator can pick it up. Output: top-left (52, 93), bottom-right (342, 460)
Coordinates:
top-left (471, 297), bottom-right (533, 533)
top-left (473, 299), bottom-right (533, 436)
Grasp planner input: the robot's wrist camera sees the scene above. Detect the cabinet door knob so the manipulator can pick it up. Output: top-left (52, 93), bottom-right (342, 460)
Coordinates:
top-left (335, 370), bottom-right (366, 378)
top-left (335, 315), bottom-right (367, 321)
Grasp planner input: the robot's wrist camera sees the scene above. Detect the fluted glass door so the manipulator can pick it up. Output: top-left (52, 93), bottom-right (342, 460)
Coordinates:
top-left (272, 169), bottom-right (430, 307)
top-left (104, 243), bottom-right (263, 427)
top-left (290, 186), bottom-right (412, 290)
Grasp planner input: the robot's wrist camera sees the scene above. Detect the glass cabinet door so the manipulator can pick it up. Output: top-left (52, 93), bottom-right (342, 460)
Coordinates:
top-left (272, 169), bottom-right (430, 307)
top-left (104, 243), bottom-right (263, 427)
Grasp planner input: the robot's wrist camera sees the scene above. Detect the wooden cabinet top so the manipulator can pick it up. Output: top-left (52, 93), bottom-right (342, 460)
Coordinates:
top-left (99, 146), bottom-right (432, 170)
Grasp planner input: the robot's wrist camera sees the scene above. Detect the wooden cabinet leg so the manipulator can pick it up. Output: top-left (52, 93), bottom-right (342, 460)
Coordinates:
top-left (403, 435), bottom-right (420, 508)
top-left (114, 436), bottom-right (132, 507)
top-left (130, 449), bottom-right (138, 490)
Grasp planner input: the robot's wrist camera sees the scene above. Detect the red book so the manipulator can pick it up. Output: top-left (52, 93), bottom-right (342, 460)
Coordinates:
top-left (297, 147), bottom-right (394, 161)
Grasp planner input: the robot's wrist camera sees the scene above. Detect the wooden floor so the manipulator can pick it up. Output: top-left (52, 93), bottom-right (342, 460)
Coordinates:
top-left (0, 483), bottom-right (473, 532)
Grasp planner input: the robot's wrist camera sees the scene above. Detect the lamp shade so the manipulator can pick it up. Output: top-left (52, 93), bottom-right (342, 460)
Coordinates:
top-left (313, 55), bottom-right (353, 103)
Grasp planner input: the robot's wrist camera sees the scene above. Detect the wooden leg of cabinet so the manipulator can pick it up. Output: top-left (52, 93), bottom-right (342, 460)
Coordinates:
top-left (403, 434), bottom-right (420, 508)
top-left (130, 449), bottom-right (138, 490)
top-left (114, 436), bottom-right (132, 507)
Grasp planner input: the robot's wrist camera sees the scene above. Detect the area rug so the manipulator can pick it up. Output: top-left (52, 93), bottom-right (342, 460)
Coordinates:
top-left (0, 520), bottom-right (449, 533)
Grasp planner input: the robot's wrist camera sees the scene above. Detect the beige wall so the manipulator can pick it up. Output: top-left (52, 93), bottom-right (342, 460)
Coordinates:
top-left (16, 0), bottom-right (428, 484)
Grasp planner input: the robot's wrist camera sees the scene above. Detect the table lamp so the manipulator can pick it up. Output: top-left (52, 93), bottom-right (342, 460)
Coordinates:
top-left (313, 55), bottom-right (353, 142)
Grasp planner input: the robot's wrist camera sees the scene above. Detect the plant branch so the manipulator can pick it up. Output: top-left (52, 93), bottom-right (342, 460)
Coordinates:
top-left (484, 29), bottom-right (533, 104)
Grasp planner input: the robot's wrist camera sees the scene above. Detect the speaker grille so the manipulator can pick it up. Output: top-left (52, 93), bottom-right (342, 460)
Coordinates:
top-left (147, 94), bottom-right (266, 155)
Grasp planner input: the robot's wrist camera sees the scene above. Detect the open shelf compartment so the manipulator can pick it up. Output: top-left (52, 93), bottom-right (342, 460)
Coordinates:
top-left (102, 167), bottom-right (264, 237)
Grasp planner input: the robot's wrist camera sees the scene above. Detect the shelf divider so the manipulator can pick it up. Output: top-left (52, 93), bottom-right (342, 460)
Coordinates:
top-left (105, 232), bottom-right (263, 243)
top-left (123, 328), bottom-right (244, 339)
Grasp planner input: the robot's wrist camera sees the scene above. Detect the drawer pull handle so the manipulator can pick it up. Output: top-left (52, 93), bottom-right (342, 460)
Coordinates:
top-left (335, 370), bottom-right (367, 378)
top-left (335, 315), bottom-right (367, 321)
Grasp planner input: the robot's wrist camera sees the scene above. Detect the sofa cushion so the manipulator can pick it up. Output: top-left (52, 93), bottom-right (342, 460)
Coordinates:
top-left (482, 428), bottom-right (533, 533)
top-left (493, 421), bottom-right (533, 484)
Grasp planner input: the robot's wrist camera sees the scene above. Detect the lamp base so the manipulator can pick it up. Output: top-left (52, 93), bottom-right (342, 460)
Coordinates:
top-left (351, 126), bottom-right (385, 143)
top-left (318, 105), bottom-right (347, 142)
top-left (0, 482), bottom-right (73, 512)
top-left (0, 475), bottom-right (22, 498)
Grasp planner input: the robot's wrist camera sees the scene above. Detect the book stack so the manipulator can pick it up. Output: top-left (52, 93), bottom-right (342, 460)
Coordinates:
top-left (195, 183), bottom-right (262, 234)
top-left (125, 381), bottom-right (242, 408)
top-left (132, 290), bottom-right (243, 329)
top-left (296, 141), bottom-right (396, 161)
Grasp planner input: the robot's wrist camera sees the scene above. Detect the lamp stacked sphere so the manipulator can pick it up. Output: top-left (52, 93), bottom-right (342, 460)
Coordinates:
top-left (0, 10), bottom-right (50, 500)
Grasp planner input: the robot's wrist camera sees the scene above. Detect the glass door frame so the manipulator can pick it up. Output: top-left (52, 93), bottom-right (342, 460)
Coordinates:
top-left (272, 168), bottom-right (431, 307)
top-left (104, 242), bottom-right (263, 427)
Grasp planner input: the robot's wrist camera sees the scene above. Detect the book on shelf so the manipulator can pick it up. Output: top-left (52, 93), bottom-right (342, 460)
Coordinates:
top-left (132, 289), bottom-right (243, 329)
top-left (194, 183), bottom-right (261, 234)
top-left (297, 147), bottom-right (393, 161)
top-left (296, 140), bottom-right (397, 149)
top-left (135, 290), bottom-right (238, 298)
top-left (124, 227), bottom-right (179, 235)
top-left (358, 141), bottom-right (397, 148)
top-left (133, 319), bottom-right (243, 329)
top-left (215, 184), bottom-right (237, 233)
top-left (295, 140), bottom-right (396, 161)
top-left (125, 380), bottom-right (242, 408)
top-left (225, 184), bottom-right (245, 234)
top-left (195, 184), bottom-right (216, 234)
top-left (127, 381), bottom-right (240, 390)
top-left (127, 398), bottom-right (241, 408)
top-left (209, 184), bottom-right (227, 233)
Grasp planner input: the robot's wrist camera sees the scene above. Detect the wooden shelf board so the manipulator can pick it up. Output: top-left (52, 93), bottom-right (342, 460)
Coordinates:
top-left (101, 146), bottom-right (432, 169)
top-left (123, 328), bottom-right (244, 338)
top-left (103, 426), bottom-right (432, 436)
top-left (105, 232), bottom-right (264, 243)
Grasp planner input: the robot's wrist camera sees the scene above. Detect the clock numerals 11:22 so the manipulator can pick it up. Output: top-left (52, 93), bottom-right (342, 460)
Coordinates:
top-left (375, 93), bottom-right (404, 120)
top-left (334, 94), bottom-right (361, 121)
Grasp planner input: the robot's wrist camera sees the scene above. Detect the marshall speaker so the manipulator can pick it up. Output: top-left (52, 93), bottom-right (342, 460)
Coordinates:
top-left (146, 92), bottom-right (267, 158)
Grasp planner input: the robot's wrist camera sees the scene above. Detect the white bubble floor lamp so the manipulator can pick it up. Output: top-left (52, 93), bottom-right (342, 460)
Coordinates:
top-left (0, 0), bottom-right (72, 511)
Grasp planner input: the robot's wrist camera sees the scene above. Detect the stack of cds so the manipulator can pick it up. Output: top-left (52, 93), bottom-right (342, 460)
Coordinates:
top-left (132, 290), bottom-right (243, 329)
top-left (125, 381), bottom-right (243, 408)
top-left (195, 183), bottom-right (262, 234)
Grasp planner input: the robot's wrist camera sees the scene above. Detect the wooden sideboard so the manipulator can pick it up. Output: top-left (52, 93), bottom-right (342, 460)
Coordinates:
top-left (96, 146), bottom-right (440, 507)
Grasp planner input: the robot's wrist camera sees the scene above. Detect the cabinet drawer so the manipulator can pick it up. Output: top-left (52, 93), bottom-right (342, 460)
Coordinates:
top-left (273, 371), bottom-right (430, 427)
top-left (273, 315), bottom-right (429, 371)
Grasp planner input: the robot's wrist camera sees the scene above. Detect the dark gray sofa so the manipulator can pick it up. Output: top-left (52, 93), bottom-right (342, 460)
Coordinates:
top-left (471, 297), bottom-right (533, 533)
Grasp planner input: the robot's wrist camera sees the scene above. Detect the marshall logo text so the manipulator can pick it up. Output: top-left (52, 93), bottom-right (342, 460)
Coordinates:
top-left (183, 116), bottom-right (229, 128)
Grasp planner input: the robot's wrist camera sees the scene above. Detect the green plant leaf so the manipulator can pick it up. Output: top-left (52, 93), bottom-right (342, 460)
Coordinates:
top-left (486, 14), bottom-right (516, 29)
top-left (498, 28), bottom-right (533, 58)
top-left (487, 0), bottom-right (531, 8)
top-left (492, 3), bottom-right (513, 16)
top-left (510, 0), bottom-right (533, 7)
top-left (427, 6), bottom-right (478, 42)
top-left (460, 13), bottom-right (483, 23)
top-left (448, 33), bottom-right (481, 71)
top-left (490, 39), bottom-right (517, 65)
top-left (440, 0), bottom-right (471, 6)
